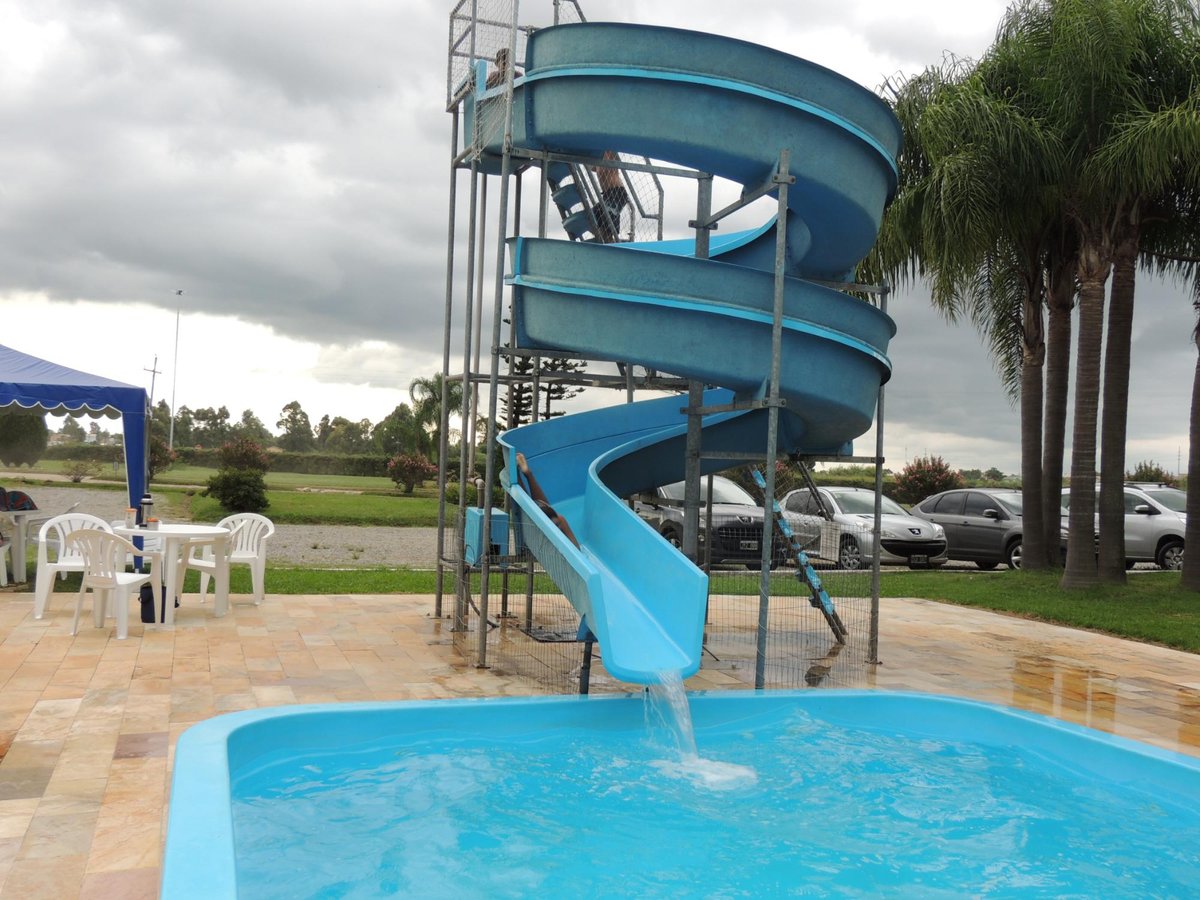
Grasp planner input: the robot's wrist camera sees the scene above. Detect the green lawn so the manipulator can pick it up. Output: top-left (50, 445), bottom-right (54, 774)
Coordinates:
top-left (182, 490), bottom-right (440, 526)
top-left (20, 559), bottom-right (1199, 654)
top-left (9, 460), bottom-right (1198, 654)
top-left (159, 565), bottom-right (1200, 654)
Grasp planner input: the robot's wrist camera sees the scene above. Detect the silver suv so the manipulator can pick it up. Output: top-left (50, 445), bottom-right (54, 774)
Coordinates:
top-left (1060, 483), bottom-right (1186, 570)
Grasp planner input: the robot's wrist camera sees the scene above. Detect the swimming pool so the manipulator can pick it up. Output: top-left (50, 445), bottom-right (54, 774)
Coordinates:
top-left (162, 690), bottom-right (1200, 897)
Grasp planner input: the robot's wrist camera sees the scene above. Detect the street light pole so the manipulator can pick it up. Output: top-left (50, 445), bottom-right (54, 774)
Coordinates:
top-left (169, 290), bottom-right (182, 451)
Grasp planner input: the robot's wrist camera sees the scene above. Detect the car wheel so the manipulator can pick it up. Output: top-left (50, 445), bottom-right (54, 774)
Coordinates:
top-left (1157, 539), bottom-right (1184, 571)
top-left (976, 561), bottom-right (998, 571)
top-left (1006, 539), bottom-right (1022, 570)
top-left (1125, 559), bottom-right (1136, 571)
top-left (838, 537), bottom-right (863, 570)
top-left (661, 527), bottom-right (683, 551)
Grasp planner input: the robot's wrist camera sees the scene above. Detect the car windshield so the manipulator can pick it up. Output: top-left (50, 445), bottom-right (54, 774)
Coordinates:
top-left (991, 492), bottom-right (1023, 516)
top-left (831, 491), bottom-right (907, 516)
top-left (659, 478), bottom-right (758, 506)
top-left (1144, 488), bottom-right (1186, 513)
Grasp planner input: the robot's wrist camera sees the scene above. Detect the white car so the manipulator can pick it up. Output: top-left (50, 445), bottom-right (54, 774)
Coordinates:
top-left (1060, 483), bottom-right (1186, 570)
top-left (782, 486), bottom-right (948, 570)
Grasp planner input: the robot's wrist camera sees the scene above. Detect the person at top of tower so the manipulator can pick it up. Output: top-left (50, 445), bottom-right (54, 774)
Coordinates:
top-left (486, 47), bottom-right (522, 88)
top-left (515, 452), bottom-right (580, 548)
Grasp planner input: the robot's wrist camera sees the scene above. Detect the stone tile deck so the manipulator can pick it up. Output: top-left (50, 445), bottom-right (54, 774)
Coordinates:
top-left (0, 590), bottom-right (1197, 898)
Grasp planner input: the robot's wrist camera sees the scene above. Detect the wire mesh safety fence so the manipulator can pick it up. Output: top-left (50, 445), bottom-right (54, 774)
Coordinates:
top-left (450, 461), bottom-right (880, 695)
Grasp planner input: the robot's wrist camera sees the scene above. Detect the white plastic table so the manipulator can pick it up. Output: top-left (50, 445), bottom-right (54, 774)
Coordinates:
top-left (114, 523), bottom-right (231, 625)
top-left (0, 510), bottom-right (35, 582)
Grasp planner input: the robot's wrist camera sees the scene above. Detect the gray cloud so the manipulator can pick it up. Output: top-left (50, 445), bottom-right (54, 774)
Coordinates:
top-left (2, 0), bottom-right (1195, 472)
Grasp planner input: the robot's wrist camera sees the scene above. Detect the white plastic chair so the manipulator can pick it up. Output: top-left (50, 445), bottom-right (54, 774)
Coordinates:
top-left (111, 520), bottom-right (164, 567)
top-left (180, 513), bottom-right (274, 604)
top-left (33, 513), bottom-right (114, 619)
top-left (65, 529), bottom-right (159, 640)
top-left (0, 536), bottom-right (10, 586)
top-left (25, 501), bottom-right (81, 544)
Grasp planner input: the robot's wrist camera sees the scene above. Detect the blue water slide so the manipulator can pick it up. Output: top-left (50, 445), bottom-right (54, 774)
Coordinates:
top-left (491, 23), bottom-right (899, 684)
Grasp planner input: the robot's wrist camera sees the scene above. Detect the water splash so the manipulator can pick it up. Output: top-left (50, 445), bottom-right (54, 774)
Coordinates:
top-left (644, 670), bottom-right (758, 791)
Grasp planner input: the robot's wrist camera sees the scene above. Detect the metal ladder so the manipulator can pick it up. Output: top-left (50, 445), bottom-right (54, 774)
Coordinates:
top-left (751, 469), bottom-right (847, 643)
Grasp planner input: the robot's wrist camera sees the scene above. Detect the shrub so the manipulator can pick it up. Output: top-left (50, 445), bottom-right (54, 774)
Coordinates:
top-left (203, 438), bottom-right (269, 512)
top-left (893, 455), bottom-right (965, 506)
top-left (64, 460), bottom-right (100, 483)
top-left (387, 453), bottom-right (438, 494)
top-left (203, 469), bottom-right (269, 513)
top-left (443, 481), bottom-right (478, 507)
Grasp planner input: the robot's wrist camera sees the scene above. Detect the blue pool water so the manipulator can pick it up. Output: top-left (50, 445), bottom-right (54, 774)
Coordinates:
top-left (163, 691), bottom-right (1200, 897)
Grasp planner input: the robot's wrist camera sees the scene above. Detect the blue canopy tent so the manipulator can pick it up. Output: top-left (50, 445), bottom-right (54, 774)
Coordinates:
top-left (0, 344), bottom-right (149, 509)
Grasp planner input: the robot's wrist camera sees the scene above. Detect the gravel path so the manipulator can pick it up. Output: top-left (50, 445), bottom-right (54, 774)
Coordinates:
top-left (4, 485), bottom-right (443, 569)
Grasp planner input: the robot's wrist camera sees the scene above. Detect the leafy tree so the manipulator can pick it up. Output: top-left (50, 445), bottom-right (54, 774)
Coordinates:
top-left (173, 405), bottom-right (195, 447)
top-left (373, 404), bottom-right (426, 457)
top-left (150, 399), bottom-right (172, 443)
top-left (984, 467), bottom-right (1005, 483)
top-left (191, 406), bottom-right (232, 447)
top-left (232, 409), bottom-right (272, 445)
top-left (57, 415), bottom-right (87, 442)
top-left (1127, 459), bottom-right (1176, 486)
top-left (892, 456), bottom-right (965, 506)
top-left (387, 453), bottom-right (438, 494)
top-left (324, 417), bottom-right (373, 455)
top-left (314, 414), bottom-right (332, 450)
top-left (276, 400), bottom-right (315, 452)
top-left (0, 410), bottom-right (49, 466)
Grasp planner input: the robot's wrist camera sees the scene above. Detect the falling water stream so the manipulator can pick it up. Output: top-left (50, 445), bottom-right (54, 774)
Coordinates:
top-left (644, 670), bottom-right (758, 790)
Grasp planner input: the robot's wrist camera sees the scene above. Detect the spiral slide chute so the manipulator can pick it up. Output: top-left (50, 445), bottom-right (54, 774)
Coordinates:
top-left (494, 23), bottom-right (900, 684)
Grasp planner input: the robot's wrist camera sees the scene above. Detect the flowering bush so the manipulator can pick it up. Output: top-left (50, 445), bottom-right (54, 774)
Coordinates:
top-left (217, 438), bottom-right (270, 472)
top-left (387, 453), bottom-right (437, 494)
top-left (893, 455), bottom-right (965, 506)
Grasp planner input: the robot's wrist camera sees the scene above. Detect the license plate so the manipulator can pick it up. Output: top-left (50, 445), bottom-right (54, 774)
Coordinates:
top-left (910, 554), bottom-right (928, 565)
top-left (740, 540), bottom-right (759, 551)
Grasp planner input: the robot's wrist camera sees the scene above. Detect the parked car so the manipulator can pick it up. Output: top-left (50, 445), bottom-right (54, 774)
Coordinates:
top-left (911, 488), bottom-right (1025, 569)
top-left (632, 475), bottom-right (788, 568)
top-left (780, 486), bottom-right (948, 570)
top-left (1060, 483), bottom-right (1186, 570)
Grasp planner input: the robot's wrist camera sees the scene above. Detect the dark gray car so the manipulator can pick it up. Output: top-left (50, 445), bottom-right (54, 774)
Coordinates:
top-left (632, 475), bottom-right (788, 568)
top-left (912, 488), bottom-right (1025, 569)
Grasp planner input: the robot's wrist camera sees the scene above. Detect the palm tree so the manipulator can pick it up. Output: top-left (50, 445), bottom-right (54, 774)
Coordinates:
top-left (992, 0), bottom-right (1200, 587)
top-left (1040, 235), bottom-right (1077, 564)
top-left (1187, 301), bottom-right (1200, 589)
top-left (871, 45), bottom-right (1065, 569)
top-left (1088, 0), bottom-right (1200, 581)
top-left (409, 373), bottom-right (465, 461)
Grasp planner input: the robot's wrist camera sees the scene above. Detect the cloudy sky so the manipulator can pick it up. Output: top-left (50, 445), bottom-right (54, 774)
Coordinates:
top-left (1, 0), bottom-right (1194, 475)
